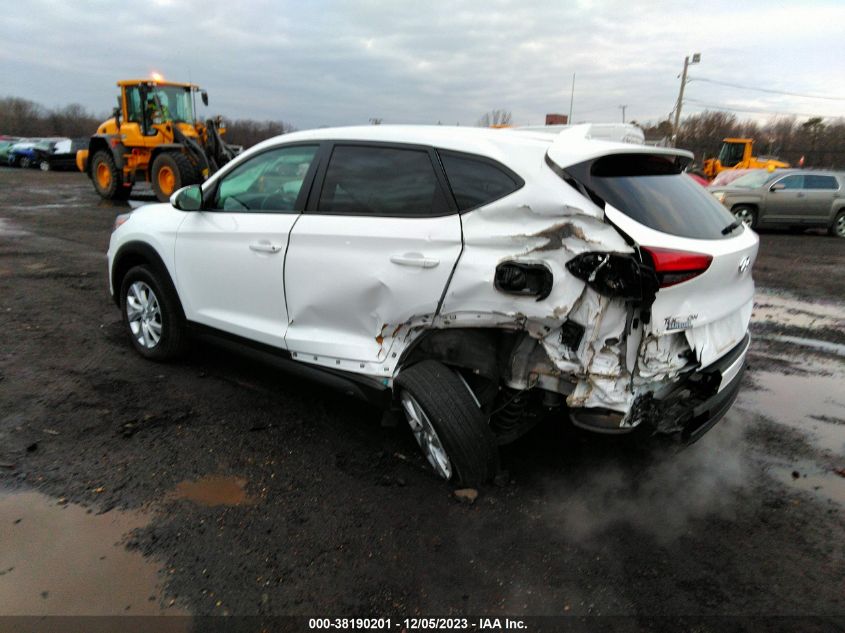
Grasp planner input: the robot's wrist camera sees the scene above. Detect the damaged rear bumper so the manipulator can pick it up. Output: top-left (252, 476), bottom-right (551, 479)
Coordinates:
top-left (571, 333), bottom-right (750, 442)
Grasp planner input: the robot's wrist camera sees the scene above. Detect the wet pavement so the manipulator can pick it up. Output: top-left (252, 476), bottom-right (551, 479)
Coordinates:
top-left (0, 168), bottom-right (843, 623)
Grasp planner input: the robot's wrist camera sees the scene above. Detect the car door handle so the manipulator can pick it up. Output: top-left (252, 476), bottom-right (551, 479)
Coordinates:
top-left (249, 241), bottom-right (283, 253)
top-left (390, 253), bottom-right (440, 268)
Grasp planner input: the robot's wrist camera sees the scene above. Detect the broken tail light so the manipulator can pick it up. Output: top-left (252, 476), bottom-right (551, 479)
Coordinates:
top-left (640, 247), bottom-right (712, 288)
top-left (565, 252), bottom-right (657, 301)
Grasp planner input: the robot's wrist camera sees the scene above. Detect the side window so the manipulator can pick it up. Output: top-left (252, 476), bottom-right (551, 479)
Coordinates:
top-left (212, 145), bottom-right (318, 212)
top-left (804, 175), bottom-right (838, 190)
top-left (439, 151), bottom-right (522, 211)
top-left (777, 175), bottom-right (803, 190)
top-left (317, 145), bottom-right (448, 217)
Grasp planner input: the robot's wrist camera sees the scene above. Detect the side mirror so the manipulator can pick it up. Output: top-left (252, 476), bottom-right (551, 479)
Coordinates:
top-left (201, 90), bottom-right (209, 107)
top-left (170, 184), bottom-right (203, 211)
top-left (770, 183), bottom-right (785, 192)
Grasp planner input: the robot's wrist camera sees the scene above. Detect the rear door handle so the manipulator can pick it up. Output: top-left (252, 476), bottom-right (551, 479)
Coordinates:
top-left (249, 241), bottom-right (283, 253)
top-left (390, 253), bottom-right (440, 268)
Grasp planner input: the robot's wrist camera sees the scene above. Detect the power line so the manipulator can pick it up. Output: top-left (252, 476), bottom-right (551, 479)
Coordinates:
top-left (689, 77), bottom-right (845, 101)
top-left (684, 99), bottom-right (832, 118)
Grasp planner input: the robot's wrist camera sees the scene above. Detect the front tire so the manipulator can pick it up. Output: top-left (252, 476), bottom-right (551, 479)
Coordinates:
top-left (732, 205), bottom-right (757, 229)
top-left (119, 265), bottom-right (187, 361)
top-left (395, 360), bottom-right (499, 486)
top-left (91, 150), bottom-right (127, 200)
top-left (151, 152), bottom-right (198, 202)
top-left (829, 210), bottom-right (845, 238)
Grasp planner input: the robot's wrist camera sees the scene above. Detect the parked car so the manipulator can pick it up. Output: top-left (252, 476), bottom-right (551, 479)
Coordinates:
top-left (708, 168), bottom-right (759, 188)
top-left (107, 125), bottom-right (757, 484)
top-left (710, 169), bottom-right (845, 237)
top-left (0, 140), bottom-right (20, 164)
top-left (44, 138), bottom-right (87, 171)
top-left (8, 140), bottom-right (54, 168)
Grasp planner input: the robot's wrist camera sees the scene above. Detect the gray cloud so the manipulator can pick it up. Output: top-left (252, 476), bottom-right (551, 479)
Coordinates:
top-left (2, 0), bottom-right (843, 129)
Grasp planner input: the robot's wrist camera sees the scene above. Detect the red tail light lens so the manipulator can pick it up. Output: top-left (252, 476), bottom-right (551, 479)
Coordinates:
top-left (641, 247), bottom-right (712, 288)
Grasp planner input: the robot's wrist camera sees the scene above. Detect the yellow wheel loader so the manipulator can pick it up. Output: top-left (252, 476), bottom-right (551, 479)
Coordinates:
top-left (76, 78), bottom-right (240, 201)
top-left (702, 138), bottom-right (789, 180)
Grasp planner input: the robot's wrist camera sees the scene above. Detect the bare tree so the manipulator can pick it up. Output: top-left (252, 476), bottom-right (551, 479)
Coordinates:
top-left (477, 109), bottom-right (512, 127)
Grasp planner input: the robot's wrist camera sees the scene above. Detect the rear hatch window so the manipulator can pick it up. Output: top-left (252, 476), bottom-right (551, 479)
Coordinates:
top-left (564, 154), bottom-right (737, 240)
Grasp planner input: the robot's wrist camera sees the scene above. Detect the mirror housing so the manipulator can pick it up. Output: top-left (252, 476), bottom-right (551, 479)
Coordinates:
top-left (201, 90), bottom-right (209, 107)
top-left (770, 183), bottom-right (785, 192)
top-left (170, 184), bottom-right (203, 211)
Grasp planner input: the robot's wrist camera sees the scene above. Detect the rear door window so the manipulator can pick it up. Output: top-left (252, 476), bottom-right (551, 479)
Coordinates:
top-left (439, 151), bottom-right (523, 211)
top-left (562, 154), bottom-right (737, 240)
top-left (317, 145), bottom-right (449, 217)
top-left (803, 175), bottom-right (839, 190)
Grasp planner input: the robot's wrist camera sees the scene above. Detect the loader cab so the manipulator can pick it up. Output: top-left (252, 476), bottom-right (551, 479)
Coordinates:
top-left (717, 139), bottom-right (751, 168)
top-left (123, 82), bottom-right (197, 136)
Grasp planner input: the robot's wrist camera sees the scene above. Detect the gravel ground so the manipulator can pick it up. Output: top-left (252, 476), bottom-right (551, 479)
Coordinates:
top-left (0, 168), bottom-right (843, 630)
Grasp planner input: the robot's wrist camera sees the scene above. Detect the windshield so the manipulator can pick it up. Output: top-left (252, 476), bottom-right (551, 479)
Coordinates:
top-left (729, 171), bottom-right (780, 189)
top-left (146, 85), bottom-right (195, 123)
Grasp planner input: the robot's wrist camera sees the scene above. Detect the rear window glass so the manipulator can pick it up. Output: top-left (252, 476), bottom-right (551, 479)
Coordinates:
top-left (317, 145), bottom-right (448, 217)
top-left (565, 154), bottom-right (737, 240)
top-left (439, 151), bottom-right (522, 211)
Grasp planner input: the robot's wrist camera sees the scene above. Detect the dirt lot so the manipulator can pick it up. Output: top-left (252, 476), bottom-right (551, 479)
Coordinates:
top-left (1, 168), bottom-right (843, 630)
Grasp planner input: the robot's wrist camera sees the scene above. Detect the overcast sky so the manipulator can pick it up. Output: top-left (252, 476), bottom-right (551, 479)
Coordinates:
top-left (2, 0), bottom-right (844, 129)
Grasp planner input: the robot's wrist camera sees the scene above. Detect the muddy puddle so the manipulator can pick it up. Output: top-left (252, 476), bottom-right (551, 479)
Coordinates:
top-left (0, 217), bottom-right (31, 237)
top-left (739, 367), bottom-right (845, 456)
top-left (169, 475), bottom-right (252, 507)
top-left (752, 291), bottom-right (845, 331)
top-left (768, 462), bottom-right (845, 506)
top-left (0, 490), bottom-right (186, 615)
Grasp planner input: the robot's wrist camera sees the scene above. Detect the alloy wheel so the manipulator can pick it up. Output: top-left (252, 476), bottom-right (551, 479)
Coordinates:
top-left (125, 281), bottom-right (162, 349)
top-left (400, 391), bottom-right (452, 480)
top-left (734, 207), bottom-right (754, 227)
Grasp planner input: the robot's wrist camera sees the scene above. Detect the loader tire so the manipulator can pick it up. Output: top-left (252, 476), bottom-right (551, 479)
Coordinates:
top-left (151, 152), bottom-right (198, 202)
top-left (91, 151), bottom-right (128, 200)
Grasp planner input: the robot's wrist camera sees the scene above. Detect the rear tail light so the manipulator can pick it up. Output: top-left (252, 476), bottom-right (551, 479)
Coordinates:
top-left (641, 247), bottom-right (712, 288)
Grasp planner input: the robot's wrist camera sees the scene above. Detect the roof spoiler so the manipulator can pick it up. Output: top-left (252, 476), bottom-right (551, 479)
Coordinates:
top-left (545, 124), bottom-right (694, 171)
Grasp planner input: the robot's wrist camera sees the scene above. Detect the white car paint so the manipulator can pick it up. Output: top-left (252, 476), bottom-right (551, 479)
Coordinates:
top-left (108, 123), bottom-right (757, 433)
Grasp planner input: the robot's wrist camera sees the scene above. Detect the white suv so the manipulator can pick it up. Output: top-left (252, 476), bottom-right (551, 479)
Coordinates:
top-left (108, 124), bottom-right (758, 485)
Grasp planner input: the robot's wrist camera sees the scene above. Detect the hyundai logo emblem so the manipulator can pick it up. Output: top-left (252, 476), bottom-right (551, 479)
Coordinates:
top-left (738, 256), bottom-right (751, 274)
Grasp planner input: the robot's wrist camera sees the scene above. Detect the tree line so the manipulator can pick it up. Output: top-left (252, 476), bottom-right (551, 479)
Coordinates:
top-left (3, 96), bottom-right (844, 169)
top-left (638, 111), bottom-right (845, 170)
top-left (0, 96), bottom-right (295, 149)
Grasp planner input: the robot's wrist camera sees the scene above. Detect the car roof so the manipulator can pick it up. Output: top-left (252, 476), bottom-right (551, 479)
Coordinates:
top-left (248, 124), bottom-right (690, 175)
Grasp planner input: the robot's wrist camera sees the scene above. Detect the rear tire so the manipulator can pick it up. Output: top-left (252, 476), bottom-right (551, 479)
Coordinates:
top-left (395, 360), bottom-right (499, 487)
top-left (151, 152), bottom-right (198, 202)
top-left (732, 205), bottom-right (757, 229)
top-left (20, 157), bottom-right (32, 168)
top-left (91, 150), bottom-right (124, 200)
top-left (830, 210), bottom-right (845, 238)
top-left (119, 265), bottom-right (187, 361)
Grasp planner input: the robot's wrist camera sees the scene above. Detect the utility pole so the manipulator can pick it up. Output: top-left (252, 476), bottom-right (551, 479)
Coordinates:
top-left (672, 52), bottom-right (700, 145)
top-left (619, 105), bottom-right (627, 123)
top-left (568, 72), bottom-right (575, 125)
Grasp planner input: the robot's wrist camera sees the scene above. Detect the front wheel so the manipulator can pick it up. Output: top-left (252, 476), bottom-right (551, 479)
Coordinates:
top-left (395, 360), bottom-right (499, 486)
top-left (151, 152), bottom-right (197, 202)
top-left (732, 205), bottom-right (757, 229)
top-left (119, 265), bottom-right (187, 361)
top-left (39, 160), bottom-right (51, 172)
top-left (830, 210), bottom-right (845, 238)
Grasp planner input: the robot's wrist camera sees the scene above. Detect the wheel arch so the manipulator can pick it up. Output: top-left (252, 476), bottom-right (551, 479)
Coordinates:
top-left (111, 241), bottom-right (185, 318)
top-left (396, 328), bottom-right (506, 385)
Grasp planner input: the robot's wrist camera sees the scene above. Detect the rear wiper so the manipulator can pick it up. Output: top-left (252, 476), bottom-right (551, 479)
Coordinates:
top-left (721, 220), bottom-right (742, 235)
